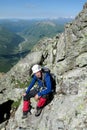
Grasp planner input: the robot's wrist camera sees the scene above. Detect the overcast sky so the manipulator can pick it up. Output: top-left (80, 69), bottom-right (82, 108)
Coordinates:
top-left (0, 0), bottom-right (86, 19)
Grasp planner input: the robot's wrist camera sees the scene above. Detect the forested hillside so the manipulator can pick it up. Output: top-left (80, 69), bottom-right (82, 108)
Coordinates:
top-left (0, 26), bottom-right (24, 72)
top-left (0, 26), bottom-right (24, 54)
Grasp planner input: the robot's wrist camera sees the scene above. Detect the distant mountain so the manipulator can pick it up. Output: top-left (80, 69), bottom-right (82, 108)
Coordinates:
top-left (0, 26), bottom-right (25, 72)
top-left (22, 21), bottom-right (63, 37)
top-left (19, 19), bottom-right (70, 50)
top-left (0, 18), bottom-right (73, 33)
top-left (21, 22), bottom-right (63, 50)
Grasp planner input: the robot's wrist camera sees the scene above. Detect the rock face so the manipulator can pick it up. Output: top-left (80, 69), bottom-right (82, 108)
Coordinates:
top-left (0, 2), bottom-right (87, 130)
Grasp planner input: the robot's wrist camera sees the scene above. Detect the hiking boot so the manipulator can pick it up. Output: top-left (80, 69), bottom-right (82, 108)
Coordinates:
top-left (35, 107), bottom-right (42, 117)
top-left (22, 111), bottom-right (28, 119)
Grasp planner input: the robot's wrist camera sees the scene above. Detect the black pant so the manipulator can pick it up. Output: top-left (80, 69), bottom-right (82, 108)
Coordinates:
top-left (23, 87), bottom-right (52, 101)
top-left (23, 88), bottom-right (40, 101)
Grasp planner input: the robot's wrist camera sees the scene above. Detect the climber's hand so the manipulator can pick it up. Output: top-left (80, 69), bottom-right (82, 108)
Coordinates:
top-left (34, 94), bottom-right (40, 101)
top-left (23, 93), bottom-right (26, 96)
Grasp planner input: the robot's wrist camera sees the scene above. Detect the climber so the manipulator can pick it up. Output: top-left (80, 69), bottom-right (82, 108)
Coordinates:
top-left (22, 64), bottom-right (53, 119)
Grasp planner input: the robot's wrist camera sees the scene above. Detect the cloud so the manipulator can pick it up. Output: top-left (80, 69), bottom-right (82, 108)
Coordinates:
top-left (25, 3), bottom-right (36, 9)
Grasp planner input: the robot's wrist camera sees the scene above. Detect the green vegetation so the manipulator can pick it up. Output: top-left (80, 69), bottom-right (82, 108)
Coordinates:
top-left (0, 26), bottom-right (24, 54)
top-left (11, 75), bottom-right (32, 89)
top-left (0, 57), bottom-right (17, 72)
top-left (11, 98), bottom-right (21, 110)
top-left (0, 26), bottom-right (25, 72)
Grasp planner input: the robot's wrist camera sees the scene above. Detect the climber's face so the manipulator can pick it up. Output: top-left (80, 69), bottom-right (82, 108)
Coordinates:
top-left (35, 71), bottom-right (42, 78)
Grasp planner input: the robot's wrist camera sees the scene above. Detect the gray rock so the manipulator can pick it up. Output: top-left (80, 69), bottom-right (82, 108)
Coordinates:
top-left (76, 53), bottom-right (87, 67)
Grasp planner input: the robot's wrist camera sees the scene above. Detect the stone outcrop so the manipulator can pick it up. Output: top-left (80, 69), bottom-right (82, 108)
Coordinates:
top-left (0, 2), bottom-right (87, 130)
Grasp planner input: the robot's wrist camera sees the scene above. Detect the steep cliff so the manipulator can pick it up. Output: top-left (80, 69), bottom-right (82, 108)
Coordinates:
top-left (0, 2), bottom-right (87, 130)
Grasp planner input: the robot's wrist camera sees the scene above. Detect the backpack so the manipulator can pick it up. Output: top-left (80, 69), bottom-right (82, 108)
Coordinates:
top-left (42, 67), bottom-right (56, 93)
